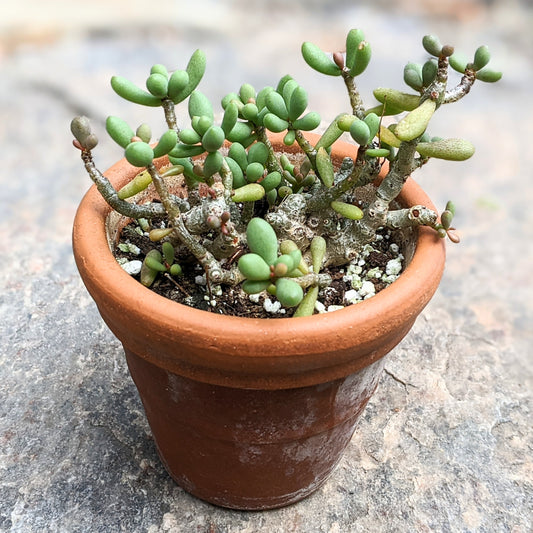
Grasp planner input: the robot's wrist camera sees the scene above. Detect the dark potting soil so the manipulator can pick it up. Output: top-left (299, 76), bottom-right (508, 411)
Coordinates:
top-left (114, 221), bottom-right (405, 319)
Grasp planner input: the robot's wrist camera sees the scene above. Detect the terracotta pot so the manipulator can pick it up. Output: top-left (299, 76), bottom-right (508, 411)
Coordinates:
top-left (72, 133), bottom-right (445, 510)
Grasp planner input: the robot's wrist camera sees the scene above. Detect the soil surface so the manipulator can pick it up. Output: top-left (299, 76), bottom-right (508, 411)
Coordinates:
top-left (115, 221), bottom-right (405, 318)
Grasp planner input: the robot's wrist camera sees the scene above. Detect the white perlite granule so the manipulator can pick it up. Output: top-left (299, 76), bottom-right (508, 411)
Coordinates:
top-left (120, 260), bottom-right (142, 275)
top-left (386, 257), bottom-right (403, 276)
top-left (263, 298), bottom-right (285, 314)
top-left (314, 300), bottom-right (326, 313)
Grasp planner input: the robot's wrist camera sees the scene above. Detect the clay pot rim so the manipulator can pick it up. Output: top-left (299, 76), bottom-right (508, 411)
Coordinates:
top-left (72, 133), bottom-right (445, 387)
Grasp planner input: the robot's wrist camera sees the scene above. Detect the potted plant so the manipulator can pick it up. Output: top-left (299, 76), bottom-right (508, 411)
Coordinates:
top-left (71, 29), bottom-right (500, 510)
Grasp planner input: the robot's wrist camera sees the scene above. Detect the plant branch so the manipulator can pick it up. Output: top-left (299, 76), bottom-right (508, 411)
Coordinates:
top-left (161, 98), bottom-right (180, 132)
top-left (288, 272), bottom-right (332, 289)
top-left (306, 151), bottom-right (381, 213)
top-left (444, 68), bottom-right (476, 103)
top-left (341, 71), bottom-right (366, 119)
top-left (147, 164), bottom-right (234, 284)
top-left (294, 130), bottom-right (317, 167)
top-left (256, 126), bottom-right (284, 175)
top-left (81, 150), bottom-right (167, 219)
top-left (377, 139), bottom-right (419, 203)
top-left (219, 157), bottom-right (234, 203)
top-left (385, 205), bottom-right (438, 229)
top-left (353, 139), bottom-right (419, 243)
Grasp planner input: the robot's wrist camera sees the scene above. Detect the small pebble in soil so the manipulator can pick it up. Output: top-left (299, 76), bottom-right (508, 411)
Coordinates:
top-left (120, 260), bottom-right (142, 275)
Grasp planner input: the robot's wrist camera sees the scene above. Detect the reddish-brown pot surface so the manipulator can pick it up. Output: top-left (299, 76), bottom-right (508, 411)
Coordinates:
top-left (72, 133), bottom-right (445, 510)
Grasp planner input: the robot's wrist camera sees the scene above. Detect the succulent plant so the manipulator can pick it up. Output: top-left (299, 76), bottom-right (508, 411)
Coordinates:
top-left (71, 30), bottom-right (500, 315)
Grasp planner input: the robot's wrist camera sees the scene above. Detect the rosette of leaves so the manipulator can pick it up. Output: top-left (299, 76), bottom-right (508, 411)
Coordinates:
top-left (301, 28), bottom-right (372, 78)
top-left (105, 116), bottom-right (178, 168)
top-left (260, 77), bottom-right (321, 146)
top-left (220, 83), bottom-right (268, 142)
top-left (166, 90), bottom-right (227, 183)
top-left (237, 218), bottom-right (306, 308)
top-left (435, 201), bottom-right (460, 243)
top-left (224, 141), bottom-right (281, 205)
top-left (110, 52), bottom-right (207, 107)
top-left (420, 35), bottom-right (502, 83)
top-left (335, 112), bottom-right (389, 159)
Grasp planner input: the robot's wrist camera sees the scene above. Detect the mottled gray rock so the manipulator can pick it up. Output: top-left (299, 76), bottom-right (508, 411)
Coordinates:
top-left (1, 1), bottom-right (532, 532)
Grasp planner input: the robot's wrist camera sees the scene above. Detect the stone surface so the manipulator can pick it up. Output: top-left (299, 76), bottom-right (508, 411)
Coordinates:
top-left (1, 1), bottom-right (532, 531)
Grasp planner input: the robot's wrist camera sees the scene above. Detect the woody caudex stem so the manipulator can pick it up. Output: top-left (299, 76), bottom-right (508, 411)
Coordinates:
top-left (353, 139), bottom-right (420, 243)
top-left (385, 205), bottom-right (438, 229)
top-left (146, 163), bottom-right (240, 285)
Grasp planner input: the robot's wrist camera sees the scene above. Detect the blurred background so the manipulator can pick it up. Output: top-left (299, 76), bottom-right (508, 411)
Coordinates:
top-left (1, 1), bottom-right (532, 532)
top-left (1, 0), bottom-right (531, 236)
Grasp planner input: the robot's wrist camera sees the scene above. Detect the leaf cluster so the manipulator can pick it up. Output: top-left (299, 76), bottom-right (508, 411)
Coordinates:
top-left (71, 29), bottom-right (501, 312)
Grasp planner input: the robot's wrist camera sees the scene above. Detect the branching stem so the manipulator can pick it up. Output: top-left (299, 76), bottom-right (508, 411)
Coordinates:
top-left (81, 150), bottom-right (166, 219)
top-left (294, 130), bottom-right (317, 167)
top-left (353, 139), bottom-right (419, 243)
top-left (256, 126), bottom-right (284, 175)
top-left (161, 98), bottom-right (179, 132)
top-left (146, 164), bottom-right (233, 284)
top-left (341, 71), bottom-right (366, 119)
top-left (444, 68), bottom-right (476, 103)
top-left (385, 205), bottom-right (438, 229)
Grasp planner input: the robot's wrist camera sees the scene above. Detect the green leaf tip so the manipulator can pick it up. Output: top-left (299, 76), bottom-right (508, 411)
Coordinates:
top-left (71, 116), bottom-right (98, 150)
top-left (422, 34), bottom-right (443, 57)
top-left (395, 99), bottom-right (436, 141)
top-left (416, 138), bottom-right (475, 161)
top-left (125, 142), bottom-right (154, 167)
top-left (275, 278), bottom-right (304, 307)
top-left (246, 218), bottom-right (278, 265)
top-left (110, 76), bottom-right (161, 107)
top-left (106, 116), bottom-right (134, 148)
top-left (301, 41), bottom-right (342, 77)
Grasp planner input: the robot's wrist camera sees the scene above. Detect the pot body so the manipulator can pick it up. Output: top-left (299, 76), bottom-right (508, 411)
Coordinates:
top-left (126, 348), bottom-right (385, 509)
top-left (72, 133), bottom-right (445, 510)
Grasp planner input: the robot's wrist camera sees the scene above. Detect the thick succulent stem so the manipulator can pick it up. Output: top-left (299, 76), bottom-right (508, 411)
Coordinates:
top-left (427, 54), bottom-right (449, 103)
top-left (161, 97), bottom-right (180, 132)
top-left (146, 164), bottom-right (235, 284)
top-left (289, 272), bottom-right (332, 289)
top-left (341, 71), bottom-right (366, 119)
top-left (354, 139), bottom-right (419, 242)
top-left (378, 139), bottom-right (419, 202)
top-left (306, 157), bottom-right (355, 212)
top-left (385, 205), bottom-right (438, 229)
top-left (306, 151), bottom-right (381, 213)
top-left (256, 127), bottom-right (284, 175)
top-left (294, 130), bottom-right (317, 167)
top-left (219, 158), bottom-right (234, 203)
top-left (444, 68), bottom-right (476, 103)
top-left (147, 163), bottom-right (181, 220)
top-left (81, 150), bottom-right (167, 219)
